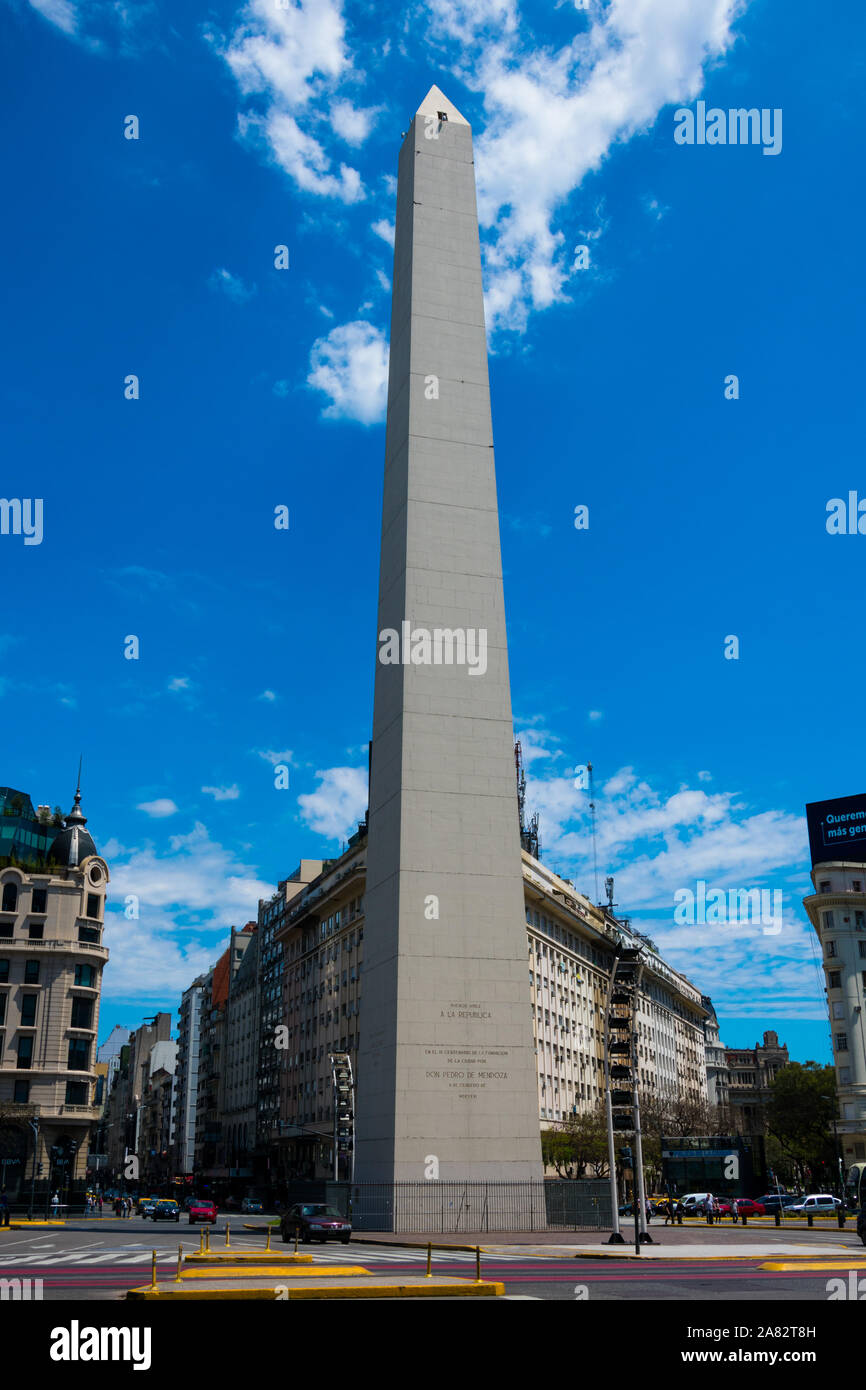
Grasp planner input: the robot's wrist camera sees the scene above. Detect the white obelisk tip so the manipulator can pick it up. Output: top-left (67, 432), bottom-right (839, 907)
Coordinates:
top-left (415, 84), bottom-right (470, 127)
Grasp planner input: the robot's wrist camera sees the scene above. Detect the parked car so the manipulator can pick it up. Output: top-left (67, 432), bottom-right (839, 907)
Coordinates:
top-left (241, 1198), bottom-right (263, 1214)
top-left (732, 1198), bottom-right (766, 1218)
top-left (280, 1203), bottom-right (352, 1244)
top-left (788, 1194), bottom-right (841, 1215)
top-left (188, 1199), bottom-right (218, 1225)
top-left (149, 1200), bottom-right (180, 1223)
top-left (756, 1193), bottom-right (798, 1212)
top-left (680, 1192), bottom-right (714, 1215)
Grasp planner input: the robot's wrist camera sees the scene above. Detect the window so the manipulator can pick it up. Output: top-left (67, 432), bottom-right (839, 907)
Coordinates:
top-left (819, 881), bottom-right (831, 893)
top-left (823, 911), bottom-right (835, 931)
top-left (28, 923), bottom-right (43, 940)
top-left (859, 942), bottom-right (866, 959)
top-left (70, 998), bottom-right (93, 1029)
top-left (854, 881), bottom-right (862, 893)
top-left (828, 970), bottom-right (841, 989)
top-left (74, 963), bottom-right (95, 987)
top-left (31, 888), bottom-right (47, 914)
top-left (78, 926), bottom-right (99, 944)
top-left (832, 1001), bottom-right (845, 1020)
top-left (65, 1081), bottom-right (89, 1105)
top-left (0, 960), bottom-right (7, 982)
top-left (67, 1038), bottom-right (90, 1070)
top-left (0, 993), bottom-right (5, 1025)
top-left (857, 912), bottom-right (865, 929)
top-left (85, 893), bottom-right (101, 920)
top-left (24, 960), bottom-right (39, 984)
top-left (17, 1035), bottom-right (33, 1068)
top-left (826, 940), bottom-right (837, 958)
top-left (13, 1080), bottom-right (29, 1103)
top-left (0, 923), bottom-right (12, 939)
top-left (840, 1067), bottom-right (852, 1085)
top-left (1, 882), bottom-right (17, 913)
top-left (20, 994), bottom-right (37, 1026)
top-left (834, 1033), bottom-right (848, 1052)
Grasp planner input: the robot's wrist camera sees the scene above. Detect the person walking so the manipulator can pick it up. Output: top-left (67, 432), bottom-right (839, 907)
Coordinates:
top-left (663, 1197), bottom-right (674, 1227)
top-left (705, 1193), bottom-right (715, 1225)
top-left (0, 1190), bottom-right (10, 1227)
top-left (125, 1196), bottom-right (133, 1218)
top-left (98, 1194), bottom-right (103, 1216)
top-left (51, 1191), bottom-right (60, 1218)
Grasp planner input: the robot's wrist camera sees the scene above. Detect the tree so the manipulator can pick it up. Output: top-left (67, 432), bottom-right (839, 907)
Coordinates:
top-left (766, 1062), bottom-right (838, 1185)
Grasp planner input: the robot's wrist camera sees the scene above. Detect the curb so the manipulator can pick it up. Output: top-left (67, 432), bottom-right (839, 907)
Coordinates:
top-left (126, 1280), bottom-right (505, 1301)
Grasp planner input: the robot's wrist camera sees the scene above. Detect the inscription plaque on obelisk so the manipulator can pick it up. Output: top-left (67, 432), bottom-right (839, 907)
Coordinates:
top-left (355, 85), bottom-right (544, 1187)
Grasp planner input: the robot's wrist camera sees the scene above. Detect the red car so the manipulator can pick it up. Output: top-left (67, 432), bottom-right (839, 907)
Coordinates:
top-left (188, 1199), bottom-right (218, 1225)
top-left (733, 1198), bottom-right (766, 1218)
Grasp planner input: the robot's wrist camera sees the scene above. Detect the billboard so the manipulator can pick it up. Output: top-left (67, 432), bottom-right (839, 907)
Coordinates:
top-left (806, 794), bottom-right (866, 866)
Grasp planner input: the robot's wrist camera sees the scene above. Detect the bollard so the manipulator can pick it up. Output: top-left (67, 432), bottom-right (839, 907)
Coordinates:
top-left (425, 1242), bottom-right (432, 1278)
top-left (774, 1210), bottom-right (780, 1227)
top-left (150, 1249), bottom-right (158, 1292)
top-left (205, 1223), bottom-right (210, 1251)
top-left (199, 1226), bottom-right (205, 1253)
top-left (266, 1225), bottom-right (272, 1252)
top-left (807, 1212), bottom-right (813, 1227)
top-left (742, 1213), bottom-right (747, 1226)
top-left (475, 1246), bottom-right (482, 1284)
top-left (175, 1245), bottom-right (183, 1283)
top-left (294, 1225), bottom-right (299, 1254)
top-left (837, 1209), bottom-right (846, 1229)
top-left (225, 1220), bottom-right (230, 1249)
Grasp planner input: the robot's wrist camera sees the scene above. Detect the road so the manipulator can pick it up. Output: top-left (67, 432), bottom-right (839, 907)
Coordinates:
top-left (2, 1217), bottom-right (865, 1301)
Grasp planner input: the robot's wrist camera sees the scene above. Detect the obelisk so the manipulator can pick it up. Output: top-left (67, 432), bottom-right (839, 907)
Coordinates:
top-left (356, 86), bottom-right (543, 1190)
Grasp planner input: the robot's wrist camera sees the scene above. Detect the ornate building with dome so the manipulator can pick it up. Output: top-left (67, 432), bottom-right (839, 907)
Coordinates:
top-left (0, 783), bottom-right (109, 1204)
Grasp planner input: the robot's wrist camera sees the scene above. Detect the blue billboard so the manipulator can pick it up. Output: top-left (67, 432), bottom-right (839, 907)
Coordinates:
top-left (806, 794), bottom-right (866, 866)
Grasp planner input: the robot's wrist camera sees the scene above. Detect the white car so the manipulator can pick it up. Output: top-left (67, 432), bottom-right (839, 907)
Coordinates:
top-left (788, 1194), bottom-right (841, 1214)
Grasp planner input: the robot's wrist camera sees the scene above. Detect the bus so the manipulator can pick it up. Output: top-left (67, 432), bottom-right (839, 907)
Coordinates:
top-left (845, 1162), bottom-right (866, 1245)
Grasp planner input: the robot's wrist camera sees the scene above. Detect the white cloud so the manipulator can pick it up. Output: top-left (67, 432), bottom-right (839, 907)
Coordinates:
top-left (307, 319), bottom-right (389, 424)
top-left (257, 689), bottom-right (277, 702)
top-left (371, 218), bottom-right (395, 248)
top-left (209, 267), bottom-right (257, 302)
top-left (588, 709), bottom-right (603, 721)
top-left (201, 785), bottom-right (241, 801)
top-left (331, 99), bottom-right (379, 146)
top-left (698, 769), bottom-right (713, 782)
top-left (256, 748), bottom-right (294, 766)
top-left (28, 0), bottom-right (77, 35)
top-left (516, 727), bottom-right (821, 1020)
top-left (102, 822), bottom-right (272, 998)
top-left (216, 0), bottom-right (366, 202)
top-left (297, 765), bottom-right (367, 841)
top-left (429, 0), bottom-right (746, 331)
top-left (136, 799), bottom-right (179, 818)
top-left (168, 677), bottom-right (191, 692)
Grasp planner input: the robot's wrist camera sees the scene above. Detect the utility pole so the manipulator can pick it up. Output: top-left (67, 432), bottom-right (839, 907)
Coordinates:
top-left (587, 763), bottom-right (600, 904)
top-left (28, 1117), bottom-right (39, 1220)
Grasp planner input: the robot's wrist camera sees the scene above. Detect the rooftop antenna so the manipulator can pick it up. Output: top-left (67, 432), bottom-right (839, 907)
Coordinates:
top-left (588, 761), bottom-right (600, 904)
top-left (76, 754), bottom-right (82, 793)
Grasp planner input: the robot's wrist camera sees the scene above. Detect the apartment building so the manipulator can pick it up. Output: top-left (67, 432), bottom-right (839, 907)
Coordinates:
top-left (0, 785), bottom-right (109, 1197)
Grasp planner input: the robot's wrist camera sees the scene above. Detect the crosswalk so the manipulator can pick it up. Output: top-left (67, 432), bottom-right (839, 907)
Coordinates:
top-left (0, 1240), bottom-right (536, 1268)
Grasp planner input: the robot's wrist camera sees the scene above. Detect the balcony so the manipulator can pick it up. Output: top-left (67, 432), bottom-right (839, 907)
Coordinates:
top-left (0, 936), bottom-right (108, 961)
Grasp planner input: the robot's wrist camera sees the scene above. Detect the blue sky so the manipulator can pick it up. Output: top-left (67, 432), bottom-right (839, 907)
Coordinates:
top-left (2, 0), bottom-right (862, 1064)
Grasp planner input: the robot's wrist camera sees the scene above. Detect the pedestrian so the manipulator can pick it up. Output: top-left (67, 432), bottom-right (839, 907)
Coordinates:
top-left (126, 1197), bottom-right (133, 1218)
top-left (114, 1196), bottom-right (123, 1217)
top-left (51, 1191), bottom-right (60, 1218)
top-left (0, 1190), bottom-right (10, 1227)
top-left (705, 1193), bottom-right (715, 1225)
top-left (663, 1197), bottom-right (673, 1227)
top-left (675, 1198), bottom-right (684, 1225)
top-left (98, 1194), bottom-right (103, 1215)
